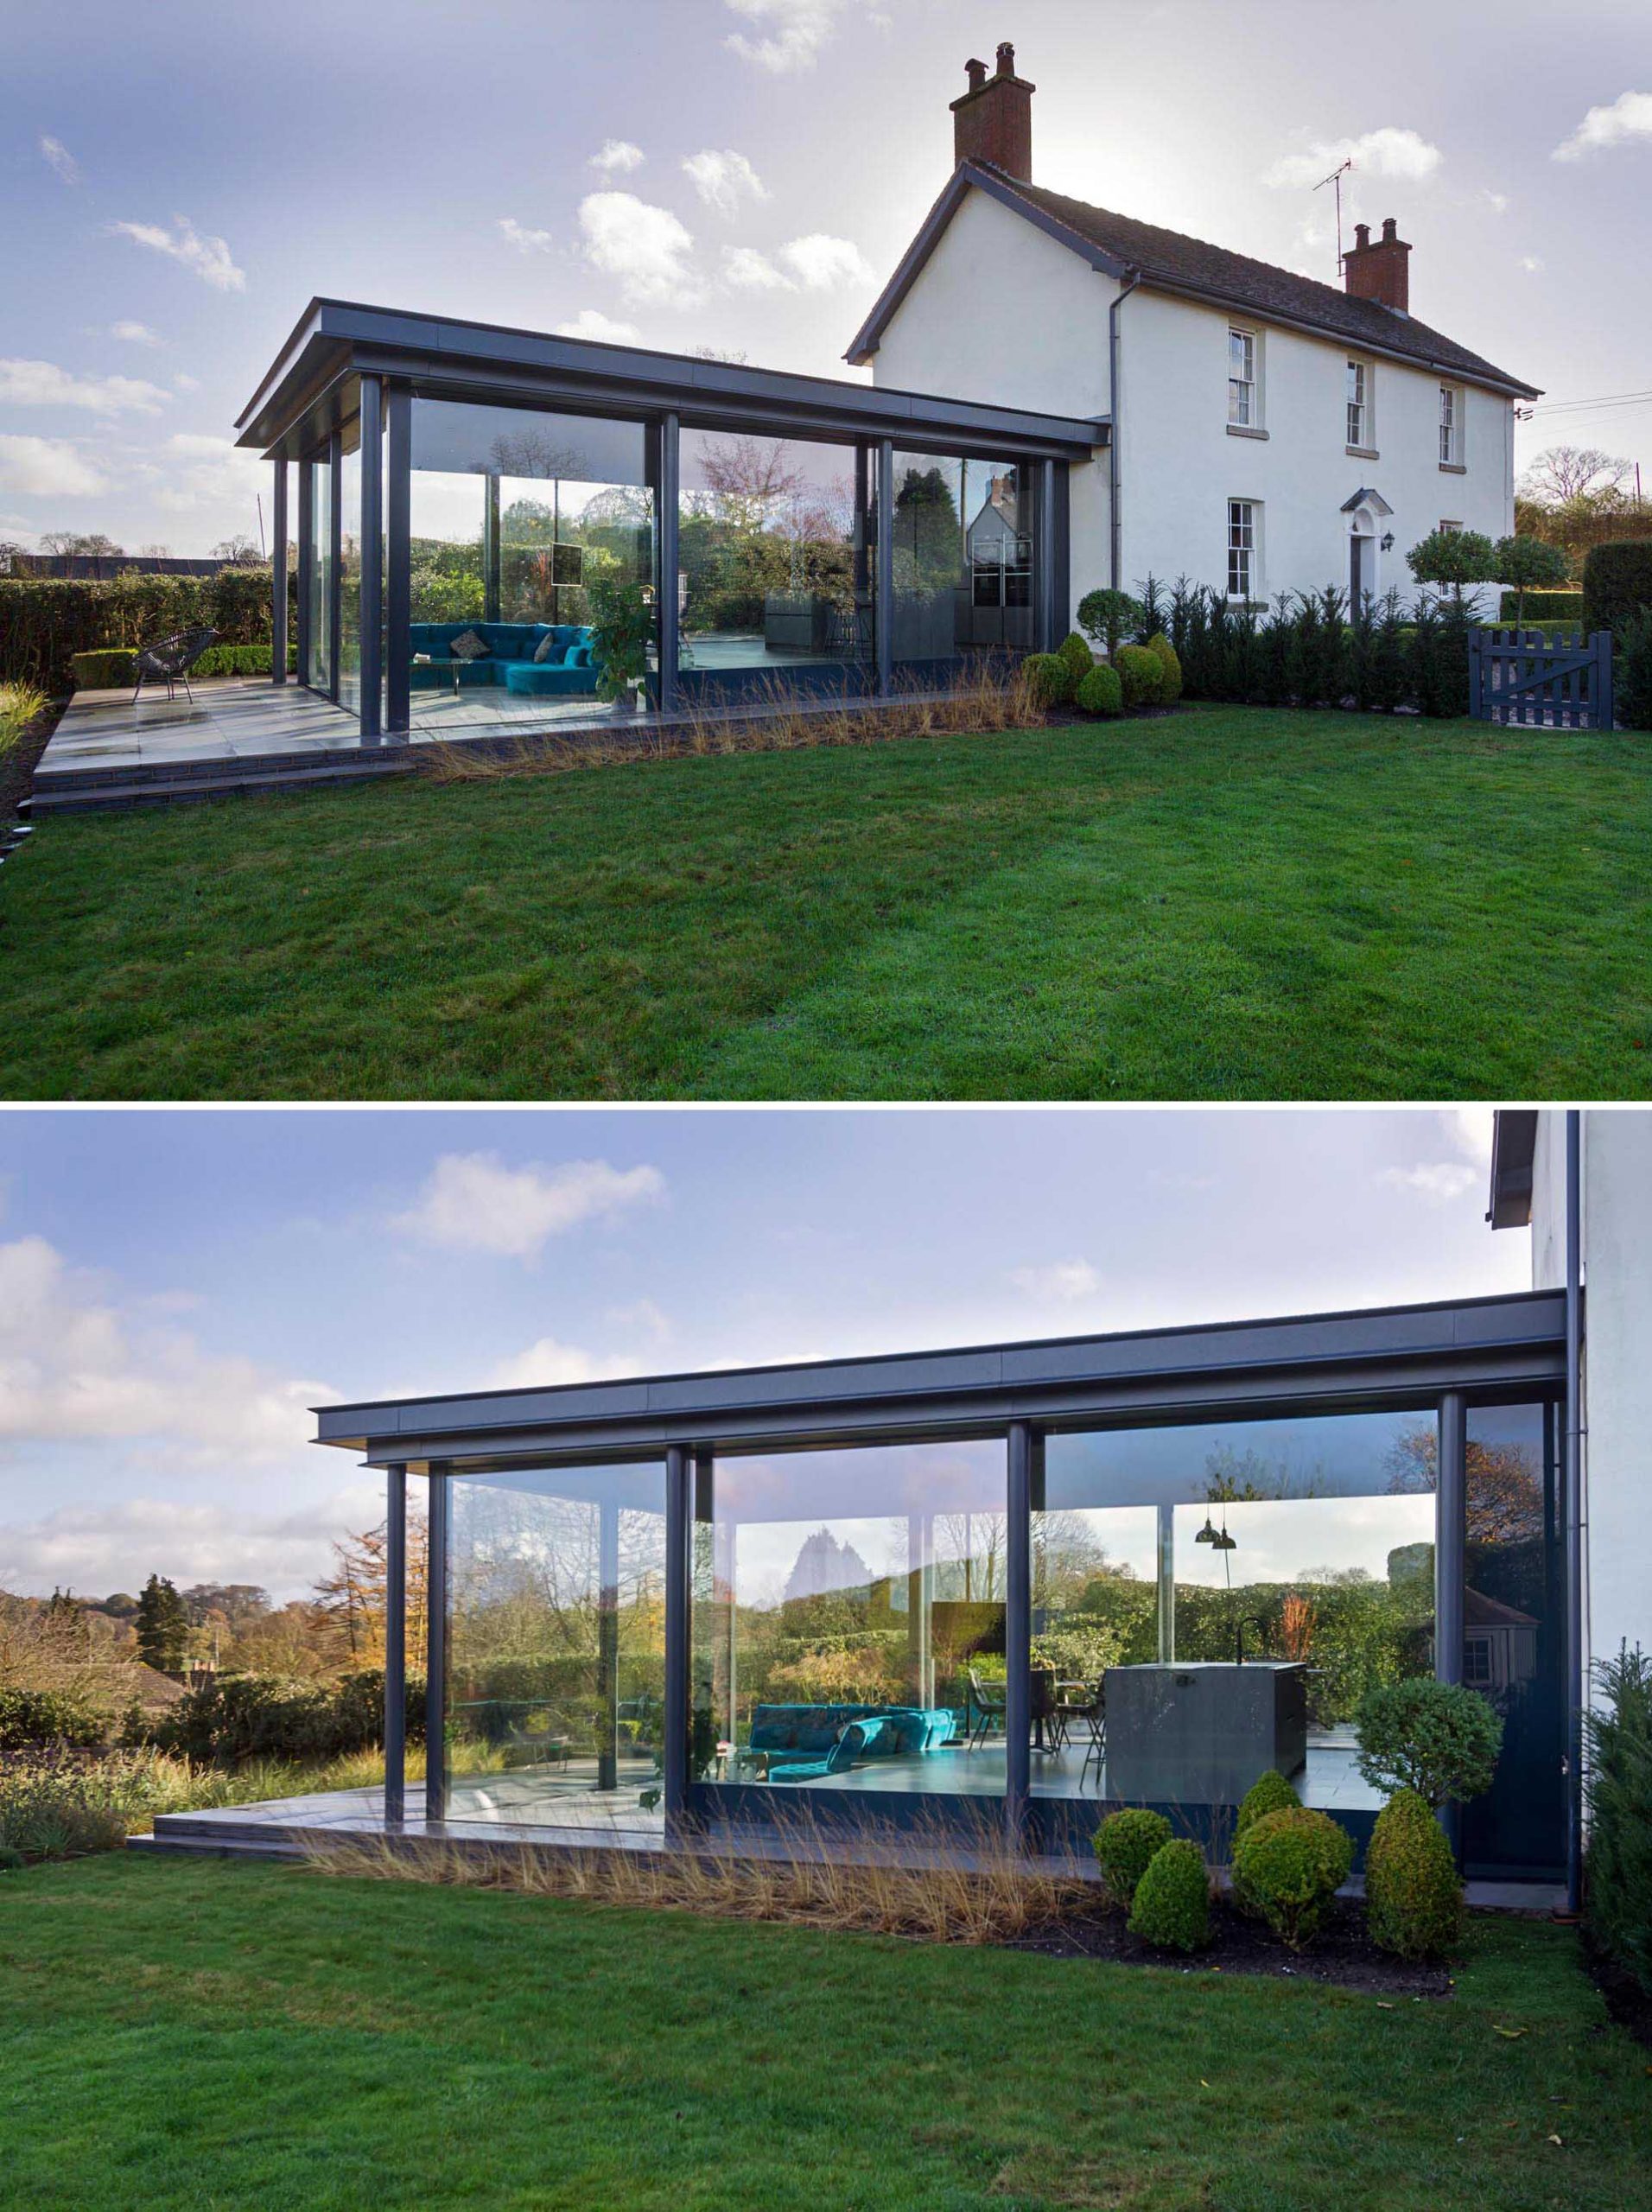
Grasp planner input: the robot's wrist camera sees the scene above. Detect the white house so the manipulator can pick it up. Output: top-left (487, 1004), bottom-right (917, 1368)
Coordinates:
top-left (848, 45), bottom-right (1539, 625)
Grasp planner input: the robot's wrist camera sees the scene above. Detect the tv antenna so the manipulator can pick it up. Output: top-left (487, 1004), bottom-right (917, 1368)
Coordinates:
top-left (1314, 157), bottom-right (1354, 279)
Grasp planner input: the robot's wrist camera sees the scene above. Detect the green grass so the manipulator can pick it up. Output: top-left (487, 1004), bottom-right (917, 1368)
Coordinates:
top-left (3, 1854), bottom-right (1647, 2210)
top-left (4, 706), bottom-right (1650, 1098)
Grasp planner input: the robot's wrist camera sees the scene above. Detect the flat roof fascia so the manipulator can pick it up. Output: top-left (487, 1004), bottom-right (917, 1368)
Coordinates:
top-left (237, 299), bottom-right (1106, 462)
top-left (315, 1290), bottom-right (1568, 1466)
top-left (1488, 1109), bottom-right (1540, 1229)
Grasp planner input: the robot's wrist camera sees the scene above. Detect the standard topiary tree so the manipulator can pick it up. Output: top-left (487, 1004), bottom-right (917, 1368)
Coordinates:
top-left (1115, 643), bottom-right (1165, 710)
top-left (1092, 1806), bottom-right (1174, 1910)
top-left (1364, 1789), bottom-right (1464, 1960)
top-left (1022, 652), bottom-right (1075, 708)
top-left (1074, 664), bottom-right (1124, 717)
top-left (1077, 588), bottom-right (1145, 661)
top-left (1494, 534), bottom-right (1571, 626)
top-left (1057, 631), bottom-right (1094, 687)
top-left (1128, 1838), bottom-right (1210, 1951)
top-left (1236, 1769), bottom-right (1300, 1834)
top-left (1406, 526), bottom-right (1498, 613)
top-left (1581, 540), bottom-right (1652, 640)
top-left (1355, 1678), bottom-right (1503, 1808)
top-left (1230, 1806), bottom-right (1353, 1948)
top-left (1144, 631), bottom-right (1183, 702)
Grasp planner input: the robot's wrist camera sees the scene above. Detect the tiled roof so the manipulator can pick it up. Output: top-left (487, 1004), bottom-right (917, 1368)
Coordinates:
top-left (990, 168), bottom-right (1540, 397)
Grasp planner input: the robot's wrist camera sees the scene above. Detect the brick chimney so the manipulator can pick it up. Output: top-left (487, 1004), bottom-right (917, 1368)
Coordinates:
top-left (1342, 216), bottom-right (1411, 314)
top-left (950, 42), bottom-right (1034, 178)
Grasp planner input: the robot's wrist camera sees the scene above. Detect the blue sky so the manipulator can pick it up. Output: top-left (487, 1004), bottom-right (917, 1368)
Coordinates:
top-left (3, 0), bottom-right (1649, 553)
top-left (0, 1107), bottom-right (1527, 1599)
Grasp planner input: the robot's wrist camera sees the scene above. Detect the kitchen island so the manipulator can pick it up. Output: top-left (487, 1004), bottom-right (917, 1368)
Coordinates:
top-left (1102, 1661), bottom-right (1308, 1806)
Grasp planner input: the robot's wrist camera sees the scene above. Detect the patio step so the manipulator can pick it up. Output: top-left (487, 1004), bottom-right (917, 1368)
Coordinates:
top-left (25, 752), bottom-right (418, 814)
top-left (128, 1829), bottom-right (308, 1863)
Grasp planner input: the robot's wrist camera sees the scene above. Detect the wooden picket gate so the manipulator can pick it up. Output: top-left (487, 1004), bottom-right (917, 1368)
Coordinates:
top-left (1468, 626), bottom-right (1616, 730)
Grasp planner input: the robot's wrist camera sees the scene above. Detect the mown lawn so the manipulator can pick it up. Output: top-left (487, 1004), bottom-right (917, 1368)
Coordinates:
top-left (3, 1853), bottom-right (1646, 2211)
top-left (3, 707), bottom-right (1649, 1100)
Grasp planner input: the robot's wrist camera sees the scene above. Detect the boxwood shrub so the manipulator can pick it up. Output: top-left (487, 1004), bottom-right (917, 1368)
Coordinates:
top-left (1144, 631), bottom-right (1183, 702)
top-left (1582, 539), bottom-right (1652, 640)
top-left (1092, 1805), bottom-right (1173, 1910)
top-left (1363, 1789), bottom-right (1463, 1960)
top-left (1236, 1768), bottom-right (1300, 1834)
top-left (68, 648), bottom-right (137, 688)
top-left (1074, 664), bottom-right (1123, 717)
top-left (1230, 1805), bottom-right (1353, 1948)
top-left (1115, 643), bottom-right (1164, 709)
top-left (1057, 631), bottom-right (1094, 687)
top-left (1022, 651), bottom-right (1074, 707)
top-left (1356, 1677), bottom-right (1503, 1808)
top-left (1128, 1837), bottom-right (1210, 1951)
top-left (1496, 589), bottom-right (1584, 626)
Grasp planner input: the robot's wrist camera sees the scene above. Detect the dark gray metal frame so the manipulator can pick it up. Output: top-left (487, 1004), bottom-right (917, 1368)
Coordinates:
top-left (239, 301), bottom-right (1103, 741)
top-left (316, 1290), bottom-right (1573, 1871)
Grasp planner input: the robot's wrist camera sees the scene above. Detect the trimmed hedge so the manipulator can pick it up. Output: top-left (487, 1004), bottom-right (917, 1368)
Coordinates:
top-left (1496, 589), bottom-right (1584, 626)
top-left (68, 641), bottom-right (298, 690)
top-left (1128, 1837), bottom-right (1210, 1951)
top-left (1582, 540), bottom-right (1652, 640)
top-left (1074, 664), bottom-right (1123, 717)
top-left (1092, 1806), bottom-right (1173, 1910)
top-left (68, 649), bottom-right (137, 689)
top-left (1617, 609), bottom-right (1652, 732)
top-left (1236, 1768), bottom-right (1300, 1834)
top-left (1364, 1789), bottom-right (1463, 1961)
top-left (1231, 1805), bottom-right (1353, 1948)
top-left (0, 567), bottom-right (291, 692)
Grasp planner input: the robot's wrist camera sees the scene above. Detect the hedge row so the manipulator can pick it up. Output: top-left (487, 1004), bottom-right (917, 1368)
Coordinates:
top-left (1496, 589), bottom-right (1584, 624)
top-left (1582, 540), bottom-right (1652, 641)
top-left (150, 1669), bottom-right (425, 1764)
top-left (68, 642), bottom-right (299, 688)
top-left (0, 568), bottom-right (291, 691)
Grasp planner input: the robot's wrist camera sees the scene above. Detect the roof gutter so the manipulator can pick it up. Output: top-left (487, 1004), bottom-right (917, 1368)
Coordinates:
top-left (1109, 270), bottom-right (1141, 591)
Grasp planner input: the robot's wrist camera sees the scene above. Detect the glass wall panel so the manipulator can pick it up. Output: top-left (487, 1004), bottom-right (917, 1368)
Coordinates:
top-left (337, 417), bottom-right (361, 716)
top-left (677, 430), bottom-right (871, 696)
top-left (305, 451), bottom-right (332, 692)
top-left (408, 397), bottom-right (655, 729)
top-left (1459, 1403), bottom-right (1565, 1878)
top-left (1033, 1411), bottom-right (1437, 1813)
top-left (691, 1440), bottom-right (1007, 1796)
top-left (889, 451), bottom-right (1035, 678)
top-left (446, 1463), bottom-right (666, 1834)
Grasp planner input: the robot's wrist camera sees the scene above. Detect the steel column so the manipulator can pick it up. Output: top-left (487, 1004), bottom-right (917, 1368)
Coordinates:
top-left (656, 412), bottom-right (679, 715)
top-left (1564, 1109), bottom-right (1584, 1913)
top-left (1038, 457), bottom-right (1057, 652)
top-left (1155, 1504), bottom-right (1176, 1663)
top-left (1005, 1421), bottom-right (1032, 1844)
top-left (270, 461), bottom-right (289, 685)
top-left (874, 438), bottom-right (894, 699)
top-left (482, 474), bottom-right (501, 622)
top-left (295, 461), bottom-right (313, 689)
top-left (384, 1462), bottom-right (406, 1826)
top-left (1436, 1392), bottom-right (1466, 1686)
top-left (358, 377), bottom-right (383, 737)
top-left (424, 1467), bottom-right (448, 1825)
top-left (598, 1492), bottom-right (620, 1792)
top-left (663, 1443), bottom-right (691, 1824)
top-left (328, 433), bottom-right (342, 700)
top-left (385, 385), bottom-right (411, 734)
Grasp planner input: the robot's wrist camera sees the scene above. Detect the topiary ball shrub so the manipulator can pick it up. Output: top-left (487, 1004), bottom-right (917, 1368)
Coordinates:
top-left (1236, 1769), bottom-right (1300, 1834)
top-left (1364, 1789), bottom-right (1463, 1961)
top-left (1115, 644), bottom-right (1165, 710)
top-left (1058, 631), bottom-right (1094, 686)
top-left (1076, 587), bottom-right (1144, 659)
top-left (1128, 1838), bottom-right (1210, 1952)
top-left (1022, 652), bottom-right (1074, 708)
top-left (1092, 1806), bottom-right (1174, 1910)
top-left (1145, 631), bottom-right (1183, 703)
top-left (1230, 1806), bottom-right (1353, 1948)
top-left (1356, 1677), bottom-right (1503, 1808)
top-left (1074, 664), bottom-right (1123, 718)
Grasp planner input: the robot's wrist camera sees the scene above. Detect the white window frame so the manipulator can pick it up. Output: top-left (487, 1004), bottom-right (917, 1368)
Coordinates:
top-left (1345, 358), bottom-right (1369, 448)
top-left (1227, 498), bottom-right (1258, 601)
top-left (1439, 383), bottom-right (1464, 467)
top-left (1439, 518), bottom-right (1464, 536)
top-left (1228, 327), bottom-right (1257, 428)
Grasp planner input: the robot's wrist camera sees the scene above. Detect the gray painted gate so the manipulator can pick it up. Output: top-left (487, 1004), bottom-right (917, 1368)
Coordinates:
top-left (1469, 626), bottom-right (1615, 730)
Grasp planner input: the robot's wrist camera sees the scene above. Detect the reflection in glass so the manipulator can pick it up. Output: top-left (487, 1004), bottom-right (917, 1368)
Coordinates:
top-left (890, 451), bottom-right (1035, 675)
top-left (691, 1440), bottom-right (1006, 1796)
top-left (306, 452), bottom-right (332, 692)
top-left (446, 1463), bottom-right (666, 1832)
top-left (337, 419), bottom-right (361, 715)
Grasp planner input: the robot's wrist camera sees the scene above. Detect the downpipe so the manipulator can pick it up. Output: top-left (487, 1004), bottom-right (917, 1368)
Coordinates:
top-left (1564, 1109), bottom-right (1585, 1916)
top-left (1108, 272), bottom-right (1141, 592)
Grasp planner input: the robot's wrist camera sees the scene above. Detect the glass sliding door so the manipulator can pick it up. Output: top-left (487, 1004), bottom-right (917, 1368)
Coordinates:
top-left (444, 1462), bottom-right (667, 1833)
top-left (888, 450), bottom-right (1037, 682)
top-left (305, 449), bottom-right (333, 692)
top-left (337, 416), bottom-right (362, 717)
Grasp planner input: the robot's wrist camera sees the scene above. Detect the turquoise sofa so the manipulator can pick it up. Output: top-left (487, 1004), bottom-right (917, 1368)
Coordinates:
top-left (745, 1701), bottom-right (957, 1783)
top-left (410, 620), bottom-right (602, 698)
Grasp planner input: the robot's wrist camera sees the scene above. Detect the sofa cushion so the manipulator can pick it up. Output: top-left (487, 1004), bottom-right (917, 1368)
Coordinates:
top-left (450, 628), bottom-right (488, 661)
top-left (533, 633), bottom-right (565, 664)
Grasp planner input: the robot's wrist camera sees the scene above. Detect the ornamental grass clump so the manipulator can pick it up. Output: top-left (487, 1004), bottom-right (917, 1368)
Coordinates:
top-left (1092, 1806), bottom-right (1173, 1910)
top-left (1128, 1838), bottom-right (1210, 1952)
top-left (1236, 1768), bottom-right (1300, 1834)
top-left (1073, 664), bottom-right (1123, 717)
top-left (1115, 643), bottom-right (1165, 709)
top-left (1230, 1805), bottom-right (1352, 1948)
top-left (1355, 1677), bottom-right (1503, 1808)
top-left (1363, 1789), bottom-right (1463, 1961)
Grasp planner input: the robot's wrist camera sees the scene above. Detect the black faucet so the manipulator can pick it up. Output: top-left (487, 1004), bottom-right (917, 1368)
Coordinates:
top-left (1234, 1616), bottom-right (1270, 1664)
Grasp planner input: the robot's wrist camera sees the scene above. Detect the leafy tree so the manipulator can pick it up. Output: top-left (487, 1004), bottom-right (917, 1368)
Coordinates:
top-left (1494, 533), bottom-right (1572, 621)
top-left (134, 1573), bottom-right (190, 1675)
top-left (1076, 587), bottom-right (1144, 659)
top-left (1405, 527), bottom-right (1497, 612)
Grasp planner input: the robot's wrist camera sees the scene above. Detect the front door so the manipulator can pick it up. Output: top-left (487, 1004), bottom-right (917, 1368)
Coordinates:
top-left (1349, 531), bottom-right (1368, 610)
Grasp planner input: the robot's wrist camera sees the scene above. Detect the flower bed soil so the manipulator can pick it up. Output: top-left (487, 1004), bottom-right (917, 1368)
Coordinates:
top-left (1583, 1939), bottom-right (1652, 2049)
top-left (0, 694), bottom-right (64, 823)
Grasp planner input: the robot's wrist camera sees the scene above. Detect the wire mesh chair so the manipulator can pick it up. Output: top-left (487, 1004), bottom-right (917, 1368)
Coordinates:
top-left (132, 626), bottom-right (219, 704)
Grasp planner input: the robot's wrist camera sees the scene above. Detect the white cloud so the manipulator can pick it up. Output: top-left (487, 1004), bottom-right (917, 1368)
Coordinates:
top-left (724, 0), bottom-right (844, 73)
top-left (722, 244), bottom-right (793, 290)
top-left (0, 1234), bottom-right (334, 1465)
top-left (1267, 127), bottom-right (1443, 189)
top-left (0, 1490), bottom-right (380, 1603)
top-left (683, 149), bottom-right (767, 217)
top-left (603, 1298), bottom-right (673, 1344)
top-left (0, 359), bottom-right (169, 416)
top-left (1440, 1108), bottom-right (1494, 1172)
top-left (391, 1152), bottom-right (666, 1262)
top-left (1520, 255), bottom-right (1544, 275)
top-left (777, 232), bottom-right (874, 289)
top-left (1377, 1162), bottom-right (1479, 1204)
top-left (1480, 189), bottom-right (1509, 214)
top-left (484, 1336), bottom-right (642, 1391)
top-left (499, 216), bottom-right (553, 253)
top-left (1553, 89), bottom-right (1652, 162)
top-left (590, 138), bottom-right (645, 175)
top-left (110, 216), bottom-right (245, 292)
top-left (110, 320), bottom-right (162, 346)
top-left (39, 134), bottom-right (78, 184)
top-left (578, 192), bottom-right (702, 308)
top-left (556, 308), bottom-right (642, 344)
top-left (0, 434), bottom-right (104, 499)
top-left (172, 372), bottom-right (200, 393)
top-left (1007, 1259), bottom-right (1101, 1303)
top-left (149, 432), bottom-right (265, 516)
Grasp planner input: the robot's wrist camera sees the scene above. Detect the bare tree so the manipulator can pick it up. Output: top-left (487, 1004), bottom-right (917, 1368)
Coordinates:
top-left (38, 531), bottom-right (124, 556)
top-left (1517, 446), bottom-right (1633, 507)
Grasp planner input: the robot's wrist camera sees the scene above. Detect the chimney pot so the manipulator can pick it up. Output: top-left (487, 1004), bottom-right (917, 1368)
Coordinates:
top-left (1344, 215), bottom-right (1411, 313)
top-left (950, 41), bottom-right (1035, 178)
top-left (1353, 221), bottom-right (1371, 250)
top-left (1381, 215), bottom-right (1399, 243)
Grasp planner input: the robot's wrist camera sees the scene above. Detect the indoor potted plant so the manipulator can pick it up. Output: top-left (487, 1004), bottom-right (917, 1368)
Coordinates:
top-left (586, 572), bottom-right (653, 715)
